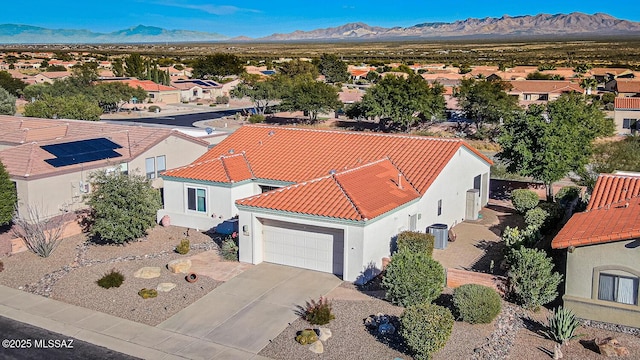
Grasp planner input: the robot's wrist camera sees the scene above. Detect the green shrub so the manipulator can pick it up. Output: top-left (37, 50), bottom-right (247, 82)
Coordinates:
top-left (507, 247), bottom-right (562, 311)
top-left (196, 103), bottom-right (203, 106)
top-left (555, 186), bottom-right (582, 205)
top-left (295, 329), bottom-right (318, 345)
top-left (215, 95), bottom-right (229, 104)
top-left (248, 114), bottom-right (265, 123)
top-left (453, 284), bottom-right (502, 324)
top-left (544, 306), bottom-right (582, 344)
top-left (502, 225), bottom-right (540, 251)
top-left (175, 239), bottom-right (190, 255)
top-left (382, 248), bottom-right (445, 307)
top-left (138, 288), bottom-right (158, 299)
top-left (511, 189), bottom-right (539, 214)
top-left (396, 231), bottom-right (434, 256)
top-left (221, 237), bottom-right (239, 261)
top-left (296, 296), bottom-right (335, 325)
top-left (538, 201), bottom-right (563, 226)
top-left (400, 302), bottom-right (454, 360)
top-left (96, 269), bottom-right (125, 289)
top-left (524, 207), bottom-right (549, 231)
top-left (148, 105), bottom-right (161, 113)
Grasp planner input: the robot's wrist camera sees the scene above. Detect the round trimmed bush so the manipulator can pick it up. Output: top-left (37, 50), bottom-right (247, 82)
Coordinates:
top-left (453, 284), bottom-right (502, 324)
top-left (400, 302), bottom-right (454, 360)
top-left (511, 189), bottom-right (539, 214)
top-left (396, 231), bottom-right (435, 256)
top-left (524, 207), bottom-right (549, 231)
top-left (382, 248), bottom-right (445, 307)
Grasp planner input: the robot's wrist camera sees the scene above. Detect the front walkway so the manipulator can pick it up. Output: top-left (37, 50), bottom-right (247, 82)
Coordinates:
top-left (157, 263), bottom-right (342, 354)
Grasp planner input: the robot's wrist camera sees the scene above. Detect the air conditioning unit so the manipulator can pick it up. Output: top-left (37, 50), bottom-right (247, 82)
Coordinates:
top-left (79, 181), bottom-right (90, 193)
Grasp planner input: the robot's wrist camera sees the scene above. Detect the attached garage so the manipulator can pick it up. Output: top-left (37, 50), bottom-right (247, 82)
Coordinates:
top-left (261, 219), bottom-right (344, 276)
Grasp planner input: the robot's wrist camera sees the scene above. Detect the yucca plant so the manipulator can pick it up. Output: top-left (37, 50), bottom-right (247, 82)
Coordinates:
top-left (543, 306), bottom-right (582, 344)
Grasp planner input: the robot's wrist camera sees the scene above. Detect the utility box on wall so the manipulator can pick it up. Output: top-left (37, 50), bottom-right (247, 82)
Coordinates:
top-left (466, 189), bottom-right (480, 220)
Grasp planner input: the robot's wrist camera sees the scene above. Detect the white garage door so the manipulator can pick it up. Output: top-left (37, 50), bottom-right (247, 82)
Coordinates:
top-left (262, 219), bottom-right (344, 276)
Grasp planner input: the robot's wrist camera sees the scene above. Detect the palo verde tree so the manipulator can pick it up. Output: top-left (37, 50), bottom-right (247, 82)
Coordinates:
top-left (24, 94), bottom-right (103, 121)
top-left (317, 53), bottom-right (349, 83)
top-left (0, 160), bottom-right (16, 226)
top-left (85, 170), bottom-right (161, 244)
top-left (91, 82), bottom-right (147, 113)
top-left (191, 53), bottom-right (244, 80)
top-left (498, 93), bottom-right (614, 200)
top-left (0, 71), bottom-right (27, 96)
top-left (455, 78), bottom-right (521, 131)
top-left (0, 86), bottom-right (16, 115)
top-left (360, 74), bottom-right (445, 131)
top-left (279, 75), bottom-right (341, 123)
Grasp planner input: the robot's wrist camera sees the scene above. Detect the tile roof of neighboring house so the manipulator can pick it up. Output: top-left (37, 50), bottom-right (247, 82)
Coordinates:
top-left (614, 97), bottom-right (640, 109)
top-left (166, 125), bottom-right (492, 196)
top-left (37, 71), bottom-right (71, 79)
top-left (590, 68), bottom-right (632, 76)
top-left (170, 79), bottom-right (222, 90)
top-left (164, 153), bottom-right (253, 183)
top-left (338, 88), bottom-right (364, 103)
top-left (616, 80), bottom-right (640, 94)
top-left (552, 173), bottom-right (640, 249)
top-left (103, 79), bottom-right (178, 92)
top-left (508, 80), bottom-right (583, 94)
top-left (236, 159), bottom-right (421, 221)
top-left (349, 69), bottom-right (370, 78)
top-left (0, 116), bottom-right (208, 179)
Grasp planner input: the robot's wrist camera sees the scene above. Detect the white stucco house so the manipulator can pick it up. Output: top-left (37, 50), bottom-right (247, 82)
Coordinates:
top-left (159, 125), bottom-right (492, 282)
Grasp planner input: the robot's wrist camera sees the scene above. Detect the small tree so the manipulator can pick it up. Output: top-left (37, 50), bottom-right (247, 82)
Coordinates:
top-left (507, 247), bottom-right (562, 311)
top-left (382, 248), bottom-right (445, 307)
top-left (400, 302), bottom-right (454, 360)
top-left (85, 170), bottom-right (161, 244)
top-left (0, 160), bottom-right (16, 226)
top-left (453, 284), bottom-right (502, 324)
top-left (0, 87), bottom-right (16, 115)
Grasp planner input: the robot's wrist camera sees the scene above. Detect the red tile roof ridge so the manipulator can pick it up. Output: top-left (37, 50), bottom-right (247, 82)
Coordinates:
top-left (219, 153), bottom-right (255, 182)
top-left (330, 174), bottom-right (367, 220)
top-left (24, 143), bottom-right (38, 177)
top-left (244, 124), bottom-right (462, 141)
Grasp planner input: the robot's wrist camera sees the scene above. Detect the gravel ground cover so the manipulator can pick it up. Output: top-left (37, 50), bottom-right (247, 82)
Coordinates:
top-left (0, 225), bottom-right (223, 326)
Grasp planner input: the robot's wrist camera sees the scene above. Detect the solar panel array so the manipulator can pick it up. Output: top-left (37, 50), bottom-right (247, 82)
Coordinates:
top-left (41, 138), bottom-right (123, 168)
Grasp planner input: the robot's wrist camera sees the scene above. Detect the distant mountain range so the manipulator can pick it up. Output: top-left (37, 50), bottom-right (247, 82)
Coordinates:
top-left (1, 12), bottom-right (640, 44)
top-left (0, 24), bottom-right (228, 44)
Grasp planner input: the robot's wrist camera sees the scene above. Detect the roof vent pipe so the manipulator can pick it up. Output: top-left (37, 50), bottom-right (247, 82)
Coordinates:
top-left (398, 173), bottom-right (403, 190)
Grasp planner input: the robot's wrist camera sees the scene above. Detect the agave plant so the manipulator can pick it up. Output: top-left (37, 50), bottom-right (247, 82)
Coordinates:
top-left (543, 306), bottom-right (582, 344)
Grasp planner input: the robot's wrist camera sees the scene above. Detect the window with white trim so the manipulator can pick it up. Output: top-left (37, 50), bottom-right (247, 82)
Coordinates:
top-left (187, 187), bottom-right (206, 212)
top-left (156, 155), bottom-right (166, 173)
top-left (145, 157), bottom-right (155, 179)
top-left (598, 273), bottom-right (639, 305)
top-left (623, 119), bottom-right (638, 130)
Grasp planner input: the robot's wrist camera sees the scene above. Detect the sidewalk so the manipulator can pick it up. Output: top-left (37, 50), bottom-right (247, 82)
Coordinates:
top-left (0, 285), bottom-right (270, 360)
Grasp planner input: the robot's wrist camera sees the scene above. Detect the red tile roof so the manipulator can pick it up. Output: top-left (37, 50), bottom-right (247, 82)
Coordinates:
top-left (508, 80), bottom-right (583, 94)
top-left (614, 97), bottom-right (640, 110)
top-left (102, 79), bottom-right (178, 92)
top-left (552, 173), bottom-right (640, 249)
top-left (236, 159), bottom-right (421, 221)
top-left (171, 125), bottom-right (491, 196)
top-left (0, 116), bottom-right (208, 179)
top-left (164, 153), bottom-right (254, 183)
top-left (616, 80), bottom-right (640, 94)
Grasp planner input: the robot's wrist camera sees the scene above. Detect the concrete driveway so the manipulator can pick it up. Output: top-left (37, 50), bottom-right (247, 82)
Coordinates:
top-left (157, 263), bottom-right (342, 354)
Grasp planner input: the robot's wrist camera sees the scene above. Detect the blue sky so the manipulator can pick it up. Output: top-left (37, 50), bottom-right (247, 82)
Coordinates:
top-left (3, 1), bottom-right (639, 38)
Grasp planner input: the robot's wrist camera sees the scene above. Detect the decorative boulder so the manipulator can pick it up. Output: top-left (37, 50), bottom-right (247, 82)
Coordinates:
top-left (597, 337), bottom-right (630, 357)
top-left (296, 329), bottom-right (318, 345)
top-left (309, 340), bottom-right (324, 354)
top-left (168, 259), bottom-right (192, 274)
top-left (156, 283), bottom-right (177, 292)
top-left (318, 327), bottom-right (332, 342)
top-left (160, 215), bottom-right (171, 227)
top-left (133, 267), bottom-right (161, 279)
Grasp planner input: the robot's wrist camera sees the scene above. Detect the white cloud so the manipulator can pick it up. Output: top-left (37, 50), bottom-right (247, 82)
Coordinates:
top-left (144, 1), bottom-right (260, 15)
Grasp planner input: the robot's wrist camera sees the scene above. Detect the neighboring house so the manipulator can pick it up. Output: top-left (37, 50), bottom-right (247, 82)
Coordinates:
top-left (613, 97), bottom-right (640, 135)
top-left (616, 80), bottom-right (640, 98)
top-left (0, 116), bottom-right (209, 219)
top-left (552, 172), bottom-right (640, 328)
top-left (508, 80), bottom-right (584, 106)
top-left (170, 79), bottom-right (224, 102)
top-left (338, 87), bottom-right (364, 104)
top-left (102, 79), bottom-right (181, 104)
top-left (34, 71), bottom-right (71, 84)
top-left (159, 126), bottom-right (492, 283)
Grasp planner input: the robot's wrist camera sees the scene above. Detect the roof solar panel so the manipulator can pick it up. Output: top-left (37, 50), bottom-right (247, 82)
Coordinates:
top-left (42, 138), bottom-right (123, 168)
